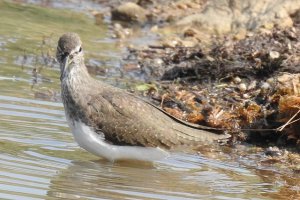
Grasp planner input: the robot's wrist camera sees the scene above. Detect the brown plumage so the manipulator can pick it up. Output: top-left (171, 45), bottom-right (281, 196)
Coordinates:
top-left (57, 32), bottom-right (230, 152)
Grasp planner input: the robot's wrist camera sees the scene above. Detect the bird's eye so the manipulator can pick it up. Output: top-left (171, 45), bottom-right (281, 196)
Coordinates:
top-left (79, 47), bottom-right (82, 52)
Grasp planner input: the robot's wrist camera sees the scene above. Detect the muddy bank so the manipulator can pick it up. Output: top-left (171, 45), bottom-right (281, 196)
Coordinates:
top-left (108, 0), bottom-right (300, 147)
top-left (124, 25), bottom-right (300, 147)
top-left (107, 0), bottom-right (300, 45)
top-left (107, 1), bottom-right (300, 159)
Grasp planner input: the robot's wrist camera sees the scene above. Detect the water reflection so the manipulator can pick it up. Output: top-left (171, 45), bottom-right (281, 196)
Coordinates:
top-left (42, 153), bottom-right (280, 200)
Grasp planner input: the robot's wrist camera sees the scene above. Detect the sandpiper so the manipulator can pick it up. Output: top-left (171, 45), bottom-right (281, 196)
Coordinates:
top-left (57, 33), bottom-right (230, 161)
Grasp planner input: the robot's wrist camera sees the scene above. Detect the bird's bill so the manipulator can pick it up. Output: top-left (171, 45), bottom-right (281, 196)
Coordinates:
top-left (63, 56), bottom-right (70, 73)
top-left (60, 56), bottom-right (70, 80)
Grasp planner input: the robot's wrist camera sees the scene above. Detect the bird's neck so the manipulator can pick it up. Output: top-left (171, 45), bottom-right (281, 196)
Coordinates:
top-left (61, 60), bottom-right (94, 120)
top-left (61, 58), bottom-right (92, 87)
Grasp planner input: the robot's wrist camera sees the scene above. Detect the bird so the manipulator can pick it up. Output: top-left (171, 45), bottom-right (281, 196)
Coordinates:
top-left (56, 32), bottom-right (230, 162)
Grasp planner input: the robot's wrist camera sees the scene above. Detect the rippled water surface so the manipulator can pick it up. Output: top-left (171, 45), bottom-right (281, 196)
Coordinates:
top-left (0, 1), bottom-right (299, 200)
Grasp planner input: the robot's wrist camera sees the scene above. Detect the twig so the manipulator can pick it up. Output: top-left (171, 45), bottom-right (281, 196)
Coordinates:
top-left (277, 109), bottom-right (300, 132)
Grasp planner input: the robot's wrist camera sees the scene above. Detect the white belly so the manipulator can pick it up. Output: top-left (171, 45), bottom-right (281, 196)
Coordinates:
top-left (67, 119), bottom-right (169, 162)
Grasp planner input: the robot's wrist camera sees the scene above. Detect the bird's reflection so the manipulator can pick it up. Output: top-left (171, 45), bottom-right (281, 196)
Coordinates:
top-left (46, 157), bottom-right (209, 199)
top-left (44, 152), bottom-right (281, 200)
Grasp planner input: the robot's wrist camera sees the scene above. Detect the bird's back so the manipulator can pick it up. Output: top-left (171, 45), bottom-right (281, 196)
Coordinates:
top-left (72, 80), bottom-right (229, 149)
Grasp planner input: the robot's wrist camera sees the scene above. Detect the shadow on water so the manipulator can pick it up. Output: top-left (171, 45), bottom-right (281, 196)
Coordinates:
top-left (0, 1), bottom-right (299, 200)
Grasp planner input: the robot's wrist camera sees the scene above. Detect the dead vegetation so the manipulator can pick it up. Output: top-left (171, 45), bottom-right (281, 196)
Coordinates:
top-left (124, 26), bottom-right (300, 147)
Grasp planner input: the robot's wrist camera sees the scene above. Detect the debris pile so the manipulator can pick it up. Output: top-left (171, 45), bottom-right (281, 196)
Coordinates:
top-left (124, 26), bottom-right (300, 146)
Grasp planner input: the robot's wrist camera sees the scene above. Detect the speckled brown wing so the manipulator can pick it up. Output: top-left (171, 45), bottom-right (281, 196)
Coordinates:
top-left (85, 86), bottom-right (229, 148)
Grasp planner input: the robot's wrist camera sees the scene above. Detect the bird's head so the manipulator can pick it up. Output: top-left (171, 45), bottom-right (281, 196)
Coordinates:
top-left (56, 33), bottom-right (83, 78)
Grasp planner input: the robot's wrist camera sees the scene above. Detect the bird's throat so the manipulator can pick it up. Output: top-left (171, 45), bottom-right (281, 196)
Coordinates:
top-left (61, 61), bottom-right (92, 117)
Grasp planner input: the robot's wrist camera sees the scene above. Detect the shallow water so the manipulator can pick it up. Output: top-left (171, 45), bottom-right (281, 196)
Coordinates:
top-left (0, 1), bottom-right (299, 200)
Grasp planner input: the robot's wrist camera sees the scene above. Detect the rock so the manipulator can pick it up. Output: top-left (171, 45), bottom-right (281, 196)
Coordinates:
top-left (233, 76), bottom-right (242, 84)
top-left (269, 51), bottom-right (280, 59)
top-left (292, 9), bottom-right (300, 24)
top-left (123, 63), bottom-right (140, 71)
top-left (177, 3), bottom-right (188, 10)
top-left (206, 56), bottom-right (215, 62)
top-left (111, 23), bottom-right (132, 39)
top-left (183, 28), bottom-right (199, 37)
top-left (238, 83), bottom-right (247, 92)
top-left (177, 2), bottom-right (233, 34)
top-left (233, 29), bottom-right (247, 40)
top-left (267, 77), bottom-right (274, 84)
top-left (176, 0), bottom-right (300, 35)
top-left (111, 2), bottom-right (147, 23)
top-left (276, 73), bottom-right (300, 96)
top-left (166, 14), bottom-right (176, 23)
top-left (242, 93), bottom-right (250, 99)
top-left (150, 25), bottom-right (158, 32)
top-left (137, 0), bottom-right (154, 8)
top-left (265, 146), bottom-right (282, 157)
top-left (261, 82), bottom-right (270, 90)
top-left (248, 80), bottom-right (257, 90)
top-left (93, 12), bottom-right (104, 25)
top-left (181, 38), bottom-right (198, 47)
top-left (161, 37), bottom-right (182, 48)
top-left (153, 58), bottom-right (164, 65)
